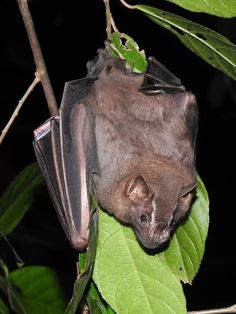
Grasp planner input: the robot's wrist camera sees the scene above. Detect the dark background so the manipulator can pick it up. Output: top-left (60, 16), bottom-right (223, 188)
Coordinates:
top-left (0, 0), bottom-right (236, 311)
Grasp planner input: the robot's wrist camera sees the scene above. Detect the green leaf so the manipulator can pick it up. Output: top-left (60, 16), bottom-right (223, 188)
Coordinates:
top-left (65, 197), bottom-right (99, 314)
top-left (0, 274), bottom-right (28, 314)
top-left (86, 281), bottom-right (111, 314)
top-left (93, 211), bottom-right (187, 314)
top-left (9, 266), bottom-right (66, 314)
top-left (136, 5), bottom-right (236, 80)
top-left (93, 178), bottom-right (209, 313)
top-left (107, 306), bottom-right (116, 314)
top-left (0, 163), bottom-right (44, 236)
top-left (160, 177), bottom-right (209, 283)
top-left (111, 32), bottom-right (147, 72)
top-left (165, 0), bottom-right (236, 18)
top-left (0, 297), bottom-right (9, 314)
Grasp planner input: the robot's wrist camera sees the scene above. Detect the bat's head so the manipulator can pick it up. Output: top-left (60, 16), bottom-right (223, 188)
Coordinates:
top-left (123, 168), bottom-right (196, 250)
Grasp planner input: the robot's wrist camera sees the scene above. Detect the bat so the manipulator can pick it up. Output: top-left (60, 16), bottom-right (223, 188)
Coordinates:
top-left (33, 49), bottom-right (198, 251)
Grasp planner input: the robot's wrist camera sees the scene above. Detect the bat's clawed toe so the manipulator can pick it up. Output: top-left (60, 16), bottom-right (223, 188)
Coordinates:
top-left (71, 237), bottom-right (88, 252)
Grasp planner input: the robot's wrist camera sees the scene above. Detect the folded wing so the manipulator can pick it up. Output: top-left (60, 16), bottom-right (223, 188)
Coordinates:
top-left (33, 78), bottom-right (99, 251)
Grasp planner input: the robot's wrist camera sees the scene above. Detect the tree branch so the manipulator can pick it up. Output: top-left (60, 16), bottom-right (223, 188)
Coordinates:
top-left (16, 0), bottom-right (58, 116)
top-left (0, 0), bottom-right (59, 145)
top-left (188, 304), bottom-right (236, 314)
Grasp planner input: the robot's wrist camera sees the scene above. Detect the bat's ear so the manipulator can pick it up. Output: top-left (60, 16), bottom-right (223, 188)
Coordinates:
top-left (175, 192), bottom-right (194, 222)
top-left (147, 56), bottom-right (182, 87)
top-left (140, 57), bottom-right (185, 94)
top-left (182, 92), bottom-right (198, 144)
top-left (126, 176), bottom-right (151, 202)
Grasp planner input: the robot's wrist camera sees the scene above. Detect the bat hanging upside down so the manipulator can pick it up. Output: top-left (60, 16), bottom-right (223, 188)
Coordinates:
top-left (33, 49), bottom-right (198, 251)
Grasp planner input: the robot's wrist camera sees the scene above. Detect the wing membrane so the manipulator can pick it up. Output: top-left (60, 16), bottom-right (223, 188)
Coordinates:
top-left (33, 78), bottom-right (99, 251)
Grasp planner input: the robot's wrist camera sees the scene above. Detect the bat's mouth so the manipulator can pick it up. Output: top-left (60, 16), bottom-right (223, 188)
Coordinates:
top-left (135, 223), bottom-right (171, 250)
top-left (137, 234), bottom-right (170, 250)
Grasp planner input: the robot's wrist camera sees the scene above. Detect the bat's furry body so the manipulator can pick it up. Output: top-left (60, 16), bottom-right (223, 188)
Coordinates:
top-left (34, 50), bottom-right (198, 250)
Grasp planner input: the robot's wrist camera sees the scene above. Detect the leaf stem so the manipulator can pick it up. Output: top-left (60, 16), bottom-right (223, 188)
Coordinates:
top-left (119, 0), bottom-right (135, 9)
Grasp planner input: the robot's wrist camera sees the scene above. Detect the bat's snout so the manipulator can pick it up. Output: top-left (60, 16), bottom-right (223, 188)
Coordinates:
top-left (134, 218), bottom-right (172, 250)
top-left (151, 222), bottom-right (171, 245)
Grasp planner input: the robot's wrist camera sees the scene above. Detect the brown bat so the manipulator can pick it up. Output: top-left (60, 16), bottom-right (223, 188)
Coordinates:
top-left (33, 50), bottom-right (198, 251)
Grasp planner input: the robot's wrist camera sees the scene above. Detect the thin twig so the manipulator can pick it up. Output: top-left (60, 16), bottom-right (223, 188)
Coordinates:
top-left (16, 0), bottom-right (58, 116)
top-left (0, 75), bottom-right (40, 144)
top-left (103, 0), bottom-right (120, 52)
top-left (188, 304), bottom-right (236, 314)
top-left (111, 15), bottom-right (119, 33)
top-left (103, 0), bottom-right (112, 45)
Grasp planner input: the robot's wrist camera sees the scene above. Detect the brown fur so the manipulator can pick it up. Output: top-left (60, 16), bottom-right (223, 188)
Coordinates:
top-left (89, 55), bottom-right (197, 249)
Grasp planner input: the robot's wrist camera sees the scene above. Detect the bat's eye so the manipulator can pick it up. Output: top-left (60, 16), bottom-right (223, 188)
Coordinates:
top-left (140, 214), bottom-right (149, 224)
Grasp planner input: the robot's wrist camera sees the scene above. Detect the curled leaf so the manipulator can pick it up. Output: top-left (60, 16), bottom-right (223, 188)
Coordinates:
top-left (165, 0), bottom-right (236, 18)
top-left (111, 32), bottom-right (147, 72)
top-left (0, 163), bottom-right (44, 237)
top-left (136, 5), bottom-right (236, 80)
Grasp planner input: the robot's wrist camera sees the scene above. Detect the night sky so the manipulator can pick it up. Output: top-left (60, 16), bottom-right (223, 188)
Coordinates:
top-left (1, 0), bottom-right (236, 311)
